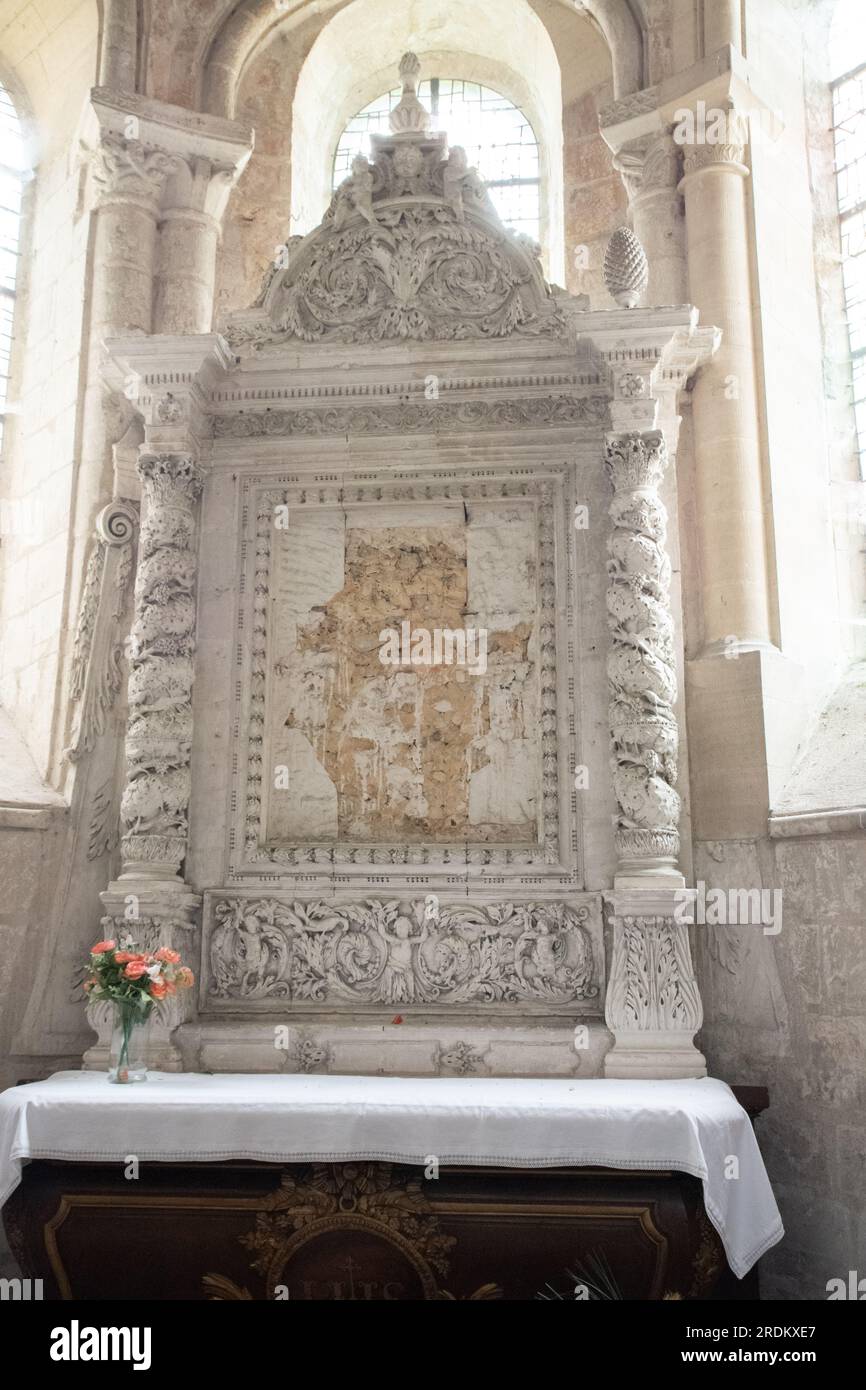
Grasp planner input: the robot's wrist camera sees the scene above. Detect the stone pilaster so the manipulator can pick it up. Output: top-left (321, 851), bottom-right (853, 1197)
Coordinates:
top-left (605, 429), bottom-right (682, 885)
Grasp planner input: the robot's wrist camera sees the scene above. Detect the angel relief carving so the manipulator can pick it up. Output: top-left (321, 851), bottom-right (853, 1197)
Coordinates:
top-left (206, 899), bottom-right (600, 1009)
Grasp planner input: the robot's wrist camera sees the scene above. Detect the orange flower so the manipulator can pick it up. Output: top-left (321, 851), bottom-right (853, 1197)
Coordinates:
top-left (124, 960), bottom-right (148, 979)
top-left (155, 947), bottom-right (180, 964)
top-left (176, 967), bottom-right (194, 989)
top-left (91, 939), bottom-right (116, 955)
top-left (114, 951), bottom-right (133, 963)
top-left (149, 979), bottom-right (168, 999)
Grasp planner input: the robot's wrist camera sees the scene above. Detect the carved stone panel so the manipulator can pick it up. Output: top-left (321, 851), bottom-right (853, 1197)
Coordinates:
top-left (201, 893), bottom-right (604, 1017)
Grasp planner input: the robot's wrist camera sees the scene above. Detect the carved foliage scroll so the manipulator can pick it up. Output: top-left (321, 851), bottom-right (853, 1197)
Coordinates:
top-left (204, 898), bottom-right (600, 1013)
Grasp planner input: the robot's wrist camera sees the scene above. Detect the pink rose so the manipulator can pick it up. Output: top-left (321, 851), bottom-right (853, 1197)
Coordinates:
top-left (154, 947), bottom-right (180, 964)
top-left (124, 960), bottom-right (148, 979)
top-left (91, 940), bottom-right (116, 955)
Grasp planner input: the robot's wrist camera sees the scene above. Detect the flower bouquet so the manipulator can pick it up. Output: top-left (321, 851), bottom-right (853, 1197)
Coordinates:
top-left (84, 936), bottom-right (194, 1082)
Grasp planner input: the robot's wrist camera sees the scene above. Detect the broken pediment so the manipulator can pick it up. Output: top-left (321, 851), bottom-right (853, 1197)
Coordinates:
top-left (223, 53), bottom-right (568, 349)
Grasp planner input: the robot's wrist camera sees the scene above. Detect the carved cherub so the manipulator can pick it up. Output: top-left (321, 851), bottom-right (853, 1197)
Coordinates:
top-left (515, 916), bottom-right (564, 992)
top-left (333, 154), bottom-right (378, 230)
top-left (442, 146), bottom-right (494, 222)
top-left (379, 915), bottom-right (417, 1003)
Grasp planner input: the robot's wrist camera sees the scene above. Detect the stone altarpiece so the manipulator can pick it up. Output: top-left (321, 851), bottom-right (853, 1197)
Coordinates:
top-left (91, 57), bottom-right (717, 1082)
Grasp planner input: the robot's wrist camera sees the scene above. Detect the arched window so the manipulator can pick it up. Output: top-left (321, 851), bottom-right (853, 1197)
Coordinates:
top-left (0, 80), bottom-right (26, 457)
top-left (831, 0), bottom-right (866, 475)
top-left (333, 79), bottom-right (541, 244)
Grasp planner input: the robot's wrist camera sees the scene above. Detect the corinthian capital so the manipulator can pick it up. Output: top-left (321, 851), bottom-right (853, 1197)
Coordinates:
top-left (614, 132), bottom-right (681, 204)
top-left (679, 106), bottom-right (750, 178)
top-left (92, 133), bottom-right (181, 208)
top-left (138, 452), bottom-right (204, 505)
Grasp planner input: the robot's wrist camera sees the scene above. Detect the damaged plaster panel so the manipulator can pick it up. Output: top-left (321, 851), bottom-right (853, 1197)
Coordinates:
top-left (264, 501), bottom-right (540, 844)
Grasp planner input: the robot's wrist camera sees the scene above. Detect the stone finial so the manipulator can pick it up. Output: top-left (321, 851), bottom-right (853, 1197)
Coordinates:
top-left (603, 225), bottom-right (649, 308)
top-left (389, 52), bottom-right (430, 134)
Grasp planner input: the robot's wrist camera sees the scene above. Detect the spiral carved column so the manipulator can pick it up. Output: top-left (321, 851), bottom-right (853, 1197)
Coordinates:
top-left (605, 429), bottom-right (681, 884)
top-left (119, 452), bottom-right (204, 880)
top-left (86, 451), bottom-right (203, 1072)
top-left (603, 429), bottom-right (705, 1078)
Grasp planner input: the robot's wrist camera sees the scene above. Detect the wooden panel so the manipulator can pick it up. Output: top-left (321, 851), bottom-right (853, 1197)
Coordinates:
top-left (3, 1160), bottom-right (758, 1301)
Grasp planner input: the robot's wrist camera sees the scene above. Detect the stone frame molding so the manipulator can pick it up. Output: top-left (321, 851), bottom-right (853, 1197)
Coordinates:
top-left (229, 464), bottom-right (578, 882)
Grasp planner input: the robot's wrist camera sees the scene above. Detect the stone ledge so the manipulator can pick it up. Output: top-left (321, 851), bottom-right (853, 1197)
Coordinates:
top-left (768, 807), bottom-right (866, 839)
top-left (0, 803), bottom-right (64, 831)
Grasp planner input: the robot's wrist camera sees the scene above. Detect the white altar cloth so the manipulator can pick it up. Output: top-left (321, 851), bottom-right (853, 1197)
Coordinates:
top-left (0, 1071), bottom-right (783, 1278)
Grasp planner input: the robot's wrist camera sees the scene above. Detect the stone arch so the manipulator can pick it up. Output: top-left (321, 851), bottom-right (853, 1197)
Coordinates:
top-left (289, 0), bottom-right (563, 278)
top-left (200, 0), bottom-right (645, 120)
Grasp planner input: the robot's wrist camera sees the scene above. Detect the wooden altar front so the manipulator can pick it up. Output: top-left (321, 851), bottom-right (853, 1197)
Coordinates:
top-left (6, 1161), bottom-right (753, 1303)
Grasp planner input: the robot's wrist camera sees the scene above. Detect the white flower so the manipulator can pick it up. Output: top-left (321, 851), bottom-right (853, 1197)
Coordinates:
top-left (147, 963), bottom-right (162, 980)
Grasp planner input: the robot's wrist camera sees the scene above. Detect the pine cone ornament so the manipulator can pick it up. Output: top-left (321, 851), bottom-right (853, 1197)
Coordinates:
top-left (603, 226), bottom-right (649, 308)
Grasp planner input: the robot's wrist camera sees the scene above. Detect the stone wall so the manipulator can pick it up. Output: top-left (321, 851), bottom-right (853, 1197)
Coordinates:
top-left (696, 831), bottom-right (866, 1300)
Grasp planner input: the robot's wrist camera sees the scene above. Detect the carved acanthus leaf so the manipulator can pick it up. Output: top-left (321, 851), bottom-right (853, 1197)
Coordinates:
top-left (605, 915), bottom-right (703, 1034)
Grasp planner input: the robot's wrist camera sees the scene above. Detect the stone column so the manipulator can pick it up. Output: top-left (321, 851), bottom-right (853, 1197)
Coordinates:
top-left (703, 1), bottom-right (742, 54)
top-left (605, 429), bottom-right (682, 885)
top-left (155, 157), bottom-right (239, 334)
top-left (582, 313), bottom-right (716, 1081)
top-left (97, 0), bottom-right (139, 91)
top-left (679, 109), bottom-right (773, 654)
top-left (85, 448), bottom-right (203, 1071)
top-left (119, 450), bottom-right (203, 883)
top-left (604, 429), bottom-right (705, 1077)
top-left (614, 132), bottom-right (687, 306)
top-left (55, 131), bottom-right (178, 784)
top-left (602, 425), bottom-right (706, 1075)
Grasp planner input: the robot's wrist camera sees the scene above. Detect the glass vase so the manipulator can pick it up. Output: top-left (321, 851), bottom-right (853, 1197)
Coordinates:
top-left (108, 1001), bottom-right (152, 1083)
